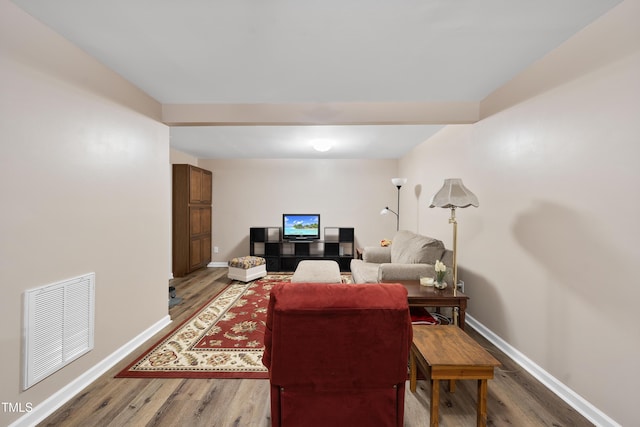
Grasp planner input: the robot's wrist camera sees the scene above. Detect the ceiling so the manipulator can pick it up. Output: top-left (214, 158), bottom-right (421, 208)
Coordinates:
top-left (14, 0), bottom-right (620, 159)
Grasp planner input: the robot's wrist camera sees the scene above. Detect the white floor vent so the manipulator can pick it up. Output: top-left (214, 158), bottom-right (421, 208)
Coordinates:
top-left (23, 273), bottom-right (95, 390)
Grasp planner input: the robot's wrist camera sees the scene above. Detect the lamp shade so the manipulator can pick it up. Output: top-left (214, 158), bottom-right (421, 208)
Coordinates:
top-left (429, 178), bottom-right (479, 209)
top-left (380, 207), bottom-right (397, 216)
top-left (391, 177), bottom-right (407, 187)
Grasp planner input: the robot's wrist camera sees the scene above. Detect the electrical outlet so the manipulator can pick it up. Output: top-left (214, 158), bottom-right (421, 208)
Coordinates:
top-left (214, 246), bottom-right (219, 253)
top-left (457, 280), bottom-right (465, 293)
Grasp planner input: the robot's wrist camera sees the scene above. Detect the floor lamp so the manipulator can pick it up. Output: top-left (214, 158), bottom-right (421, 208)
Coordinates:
top-left (429, 178), bottom-right (478, 307)
top-left (380, 178), bottom-right (407, 231)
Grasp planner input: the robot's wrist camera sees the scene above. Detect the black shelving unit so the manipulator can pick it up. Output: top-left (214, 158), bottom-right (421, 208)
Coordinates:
top-left (249, 227), bottom-right (355, 272)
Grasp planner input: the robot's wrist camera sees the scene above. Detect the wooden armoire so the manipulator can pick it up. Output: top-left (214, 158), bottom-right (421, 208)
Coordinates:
top-left (172, 164), bottom-right (212, 277)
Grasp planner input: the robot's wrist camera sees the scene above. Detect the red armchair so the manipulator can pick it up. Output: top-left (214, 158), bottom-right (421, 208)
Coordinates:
top-left (262, 282), bottom-right (412, 427)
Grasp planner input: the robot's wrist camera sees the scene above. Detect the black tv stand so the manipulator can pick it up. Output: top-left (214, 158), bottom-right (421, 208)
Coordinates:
top-left (250, 227), bottom-right (354, 272)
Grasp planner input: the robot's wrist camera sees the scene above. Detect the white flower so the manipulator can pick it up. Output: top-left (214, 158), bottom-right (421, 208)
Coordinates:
top-left (435, 260), bottom-right (446, 272)
top-left (435, 260), bottom-right (447, 284)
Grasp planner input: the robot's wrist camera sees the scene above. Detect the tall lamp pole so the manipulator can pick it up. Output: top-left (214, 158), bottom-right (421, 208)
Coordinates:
top-left (391, 178), bottom-right (407, 230)
top-left (430, 178), bottom-right (479, 324)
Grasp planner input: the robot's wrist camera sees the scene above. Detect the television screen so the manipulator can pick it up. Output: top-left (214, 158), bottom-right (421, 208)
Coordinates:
top-left (283, 214), bottom-right (320, 240)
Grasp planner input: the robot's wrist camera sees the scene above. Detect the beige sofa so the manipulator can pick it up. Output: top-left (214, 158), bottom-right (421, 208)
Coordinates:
top-left (350, 230), bottom-right (453, 283)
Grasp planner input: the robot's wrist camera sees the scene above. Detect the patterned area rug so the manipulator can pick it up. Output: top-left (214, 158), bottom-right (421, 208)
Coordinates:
top-left (116, 274), bottom-right (351, 379)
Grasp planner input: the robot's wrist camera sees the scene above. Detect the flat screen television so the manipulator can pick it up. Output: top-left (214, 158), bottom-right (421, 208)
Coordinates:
top-left (282, 214), bottom-right (320, 240)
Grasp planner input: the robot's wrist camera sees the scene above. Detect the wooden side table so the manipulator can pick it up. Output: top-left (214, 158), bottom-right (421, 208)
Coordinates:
top-left (388, 280), bottom-right (469, 329)
top-left (409, 325), bottom-right (501, 427)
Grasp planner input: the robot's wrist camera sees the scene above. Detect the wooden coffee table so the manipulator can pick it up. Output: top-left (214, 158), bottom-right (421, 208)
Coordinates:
top-left (409, 325), bottom-right (501, 427)
top-left (385, 280), bottom-right (469, 329)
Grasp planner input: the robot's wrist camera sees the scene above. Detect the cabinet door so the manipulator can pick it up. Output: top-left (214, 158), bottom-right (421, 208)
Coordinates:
top-left (189, 207), bottom-right (211, 235)
top-left (190, 236), bottom-right (211, 270)
top-left (201, 235), bottom-right (212, 264)
top-left (189, 167), bottom-right (203, 203)
top-left (201, 170), bottom-right (212, 204)
top-left (189, 167), bottom-right (212, 204)
top-left (190, 237), bottom-right (203, 270)
top-left (190, 207), bottom-right (203, 235)
top-left (201, 206), bottom-right (211, 234)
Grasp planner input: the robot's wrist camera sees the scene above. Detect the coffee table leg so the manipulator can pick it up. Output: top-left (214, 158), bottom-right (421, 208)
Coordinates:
top-left (477, 379), bottom-right (488, 427)
top-left (409, 349), bottom-right (417, 393)
top-left (430, 379), bottom-right (440, 427)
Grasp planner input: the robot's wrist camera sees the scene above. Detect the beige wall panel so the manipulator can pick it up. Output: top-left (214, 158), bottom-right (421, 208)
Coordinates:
top-left (198, 158), bottom-right (402, 263)
top-left (400, 3), bottom-right (639, 424)
top-left (0, 2), bottom-right (170, 425)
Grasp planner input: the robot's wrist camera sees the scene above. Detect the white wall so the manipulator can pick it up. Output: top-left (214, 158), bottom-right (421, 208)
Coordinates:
top-left (198, 158), bottom-right (402, 263)
top-left (170, 147), bottom-right (199, 166)
top-left (0, 2), bottom-right (170, 425)
top-left (399, 2), bottom-right (640, 425)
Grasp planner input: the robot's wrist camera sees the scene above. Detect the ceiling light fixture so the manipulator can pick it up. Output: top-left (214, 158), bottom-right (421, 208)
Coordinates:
top-left (312, 139), bottom-right (334, 152)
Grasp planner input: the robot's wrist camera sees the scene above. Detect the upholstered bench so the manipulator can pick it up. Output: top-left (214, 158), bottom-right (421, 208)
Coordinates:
top-left (291, 260), bottom-right (342, 283)
top-left (228, 256), bottom-right (267, 282)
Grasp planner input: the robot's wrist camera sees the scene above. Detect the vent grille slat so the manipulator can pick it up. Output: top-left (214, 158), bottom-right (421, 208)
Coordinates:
top-left (23, 273), bottom-right (95, 390)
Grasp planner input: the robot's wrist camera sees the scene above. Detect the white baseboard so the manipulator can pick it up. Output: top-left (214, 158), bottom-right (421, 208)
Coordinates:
top-left (466, 315), bottom-right (620, 427)
top-left (208, 261), bottom-right (228, 268)
top-left (10, 315), bottom-right (172, 427)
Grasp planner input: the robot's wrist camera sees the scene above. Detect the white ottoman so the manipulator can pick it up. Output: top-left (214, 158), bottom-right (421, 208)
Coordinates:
top-left (291, 260), bottom-right (342, 283)
top-left (228, 256), bottom-right (267, 282)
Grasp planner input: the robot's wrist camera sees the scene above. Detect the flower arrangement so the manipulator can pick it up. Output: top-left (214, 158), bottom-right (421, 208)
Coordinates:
top-left (435, 260), bottom-right (447, 284)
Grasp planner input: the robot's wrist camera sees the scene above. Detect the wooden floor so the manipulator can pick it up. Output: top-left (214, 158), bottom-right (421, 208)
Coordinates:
top-left (40, 268), bottom-right (594, 427)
